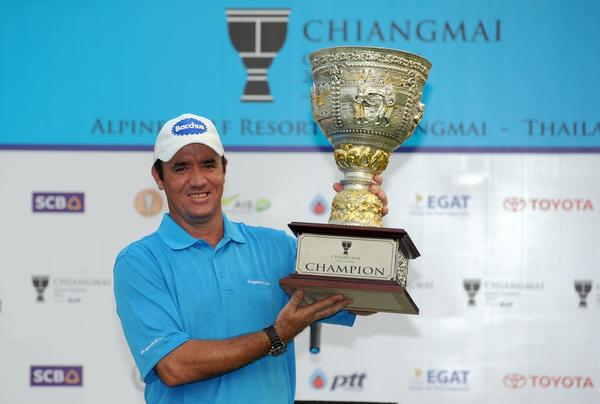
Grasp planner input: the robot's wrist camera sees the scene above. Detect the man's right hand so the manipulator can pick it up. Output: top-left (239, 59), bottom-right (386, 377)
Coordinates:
top-left (274, 290), bottom-right (352, 342)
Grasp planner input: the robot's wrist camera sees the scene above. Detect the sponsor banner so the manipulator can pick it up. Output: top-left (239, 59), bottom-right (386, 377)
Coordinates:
top-left (30, 366), bottom-right (83, 387)
top-left (1, 1), bottom-right (599, 150)
top-left (503, 373), bottom-right (595, 390)
top-left (32, 275), bottom-right (112, 304)
top-left (32, 192), bottom-right (85, 213)
top-left (409, 368), bottom-right (472, 392)
top-left (309, 368), bottom-right (367, 392)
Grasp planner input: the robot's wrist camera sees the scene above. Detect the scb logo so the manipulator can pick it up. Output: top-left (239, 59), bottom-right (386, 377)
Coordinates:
top-left (32, 192), bottom-right (84, 213)
top-left (30, 366), bottom-right (83, 386)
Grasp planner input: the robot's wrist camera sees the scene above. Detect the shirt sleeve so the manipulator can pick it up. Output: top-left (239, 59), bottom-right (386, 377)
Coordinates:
top-left (114, 254), bottom-right (191, 382)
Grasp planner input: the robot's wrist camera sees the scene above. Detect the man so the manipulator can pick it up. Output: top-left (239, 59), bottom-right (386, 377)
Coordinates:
top-left (114, 113), bottom-right (387, 404)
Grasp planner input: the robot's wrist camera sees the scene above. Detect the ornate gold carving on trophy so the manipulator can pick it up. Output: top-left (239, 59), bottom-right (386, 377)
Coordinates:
top-left (310, 47), bottom-right (431, 227)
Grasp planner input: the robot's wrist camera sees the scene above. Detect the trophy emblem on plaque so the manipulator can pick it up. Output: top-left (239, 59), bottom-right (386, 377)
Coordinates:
top-left (280, 46), bottom-right (431, 314)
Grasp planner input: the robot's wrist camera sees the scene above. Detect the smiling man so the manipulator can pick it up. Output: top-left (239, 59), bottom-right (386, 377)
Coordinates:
top-left (114, 113), bottom-right (385, 404)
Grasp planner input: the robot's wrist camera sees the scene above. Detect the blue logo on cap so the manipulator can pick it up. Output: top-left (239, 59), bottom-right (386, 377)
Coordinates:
top-left (171, 118), bottom-right (208, 136)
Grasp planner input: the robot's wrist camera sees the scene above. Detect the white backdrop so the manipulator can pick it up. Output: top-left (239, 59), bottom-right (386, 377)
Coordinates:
top-left (1, 150), bottom-right (599, 403)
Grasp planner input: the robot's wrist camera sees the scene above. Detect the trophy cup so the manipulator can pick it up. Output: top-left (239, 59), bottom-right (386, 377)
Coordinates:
top-left (280, 46), bottom-right (431, 314)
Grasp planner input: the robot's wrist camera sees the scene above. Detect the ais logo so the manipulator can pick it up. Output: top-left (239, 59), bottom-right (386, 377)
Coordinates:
top-left (310, 368), bottom-right (366, 391)
top-left (32, 192), bottom-right (84, 213)
top-left (171, 118), bottom-right (207, 136)
top-left (30, 366), bottom-right (83, 386)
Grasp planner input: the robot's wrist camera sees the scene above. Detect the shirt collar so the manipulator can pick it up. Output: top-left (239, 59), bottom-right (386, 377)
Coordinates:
top-left (157, 213), bottom-right (246, 250)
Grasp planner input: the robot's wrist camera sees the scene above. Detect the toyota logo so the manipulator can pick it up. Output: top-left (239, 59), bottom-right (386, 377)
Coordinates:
top-left (503, 197), bottom-right (526, 212)
top-left (503, 373), bottom-right (526, 389)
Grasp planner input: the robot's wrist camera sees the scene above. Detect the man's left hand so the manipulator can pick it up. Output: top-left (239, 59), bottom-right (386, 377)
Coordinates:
top-left (333, 174), bottom-right (388, 216)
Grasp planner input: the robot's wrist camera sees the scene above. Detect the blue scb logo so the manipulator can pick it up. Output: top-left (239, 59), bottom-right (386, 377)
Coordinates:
top-left (171, 118), bottom-right (207, 136)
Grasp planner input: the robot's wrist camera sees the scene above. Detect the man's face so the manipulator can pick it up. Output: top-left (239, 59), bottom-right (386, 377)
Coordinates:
top-left (152, 143), bottom-right (227, 228)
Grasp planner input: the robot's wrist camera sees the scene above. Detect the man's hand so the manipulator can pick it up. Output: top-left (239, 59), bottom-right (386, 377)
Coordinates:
top-left (333, 174), bottom-right (388, 216)
top-left (274, 290), bottom-right (352, 342)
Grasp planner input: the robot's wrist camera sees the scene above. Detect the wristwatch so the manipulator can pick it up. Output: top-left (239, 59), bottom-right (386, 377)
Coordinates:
top-left (263, 325), bottom-right (287, 356)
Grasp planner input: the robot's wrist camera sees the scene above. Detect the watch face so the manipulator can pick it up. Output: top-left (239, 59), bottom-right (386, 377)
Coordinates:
top-left (269, 342), bottom-right (287, 356)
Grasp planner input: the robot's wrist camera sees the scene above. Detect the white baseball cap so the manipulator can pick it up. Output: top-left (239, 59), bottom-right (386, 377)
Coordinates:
top-left (153, 113), bottom-right (224, 162)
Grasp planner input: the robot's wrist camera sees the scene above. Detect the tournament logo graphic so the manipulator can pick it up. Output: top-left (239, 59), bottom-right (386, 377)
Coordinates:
top-left (134, 189), bottom-right (163, 217)
top-left (32, 192), bottom-right (84, 213)
top-left (463, 279), bottom-right (481, 306)
top-left (310, 194), bottom-right (328, 215)
top-left (32, 275), bottom-right (49, 302)
top-left (503, 196), bottom-right (526, 212)
top-left (30, 366), bottom-right (83, 387)
top-left (341, 240), bottom-right (352, 255)
top-left (574, 280), bottom-right (592, 308)
top-left (226, 8), bottom-right (291, 102)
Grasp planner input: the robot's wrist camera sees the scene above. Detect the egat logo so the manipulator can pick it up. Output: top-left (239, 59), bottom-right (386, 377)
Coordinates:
top-left (310, 368), bottom-right (366, 391)
top-left (420, 369), bottom-right (470, 385)
top-left (30, 366), bottom-right (83, 386)
top-left (171, 118), bottom-right (207, 136)
top-left (411, 194), bottom-right (471, 216)
top-left (503, 373), bottom-right (594, 390)
top-left (503, 196), bottom-right (593, 212)
top-left (33, 193), bottom-right (84, 213)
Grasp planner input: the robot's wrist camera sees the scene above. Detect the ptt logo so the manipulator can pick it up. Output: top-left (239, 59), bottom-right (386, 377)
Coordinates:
top-left (32, 192), bottom-right (84, 213)
top-left (310, 368), bottom-right (366, 391)
top-left (171, 118), bottom-right (207, 136)
top-left (310, 194), bottom-right (328, 215)
top-left (30, 366), bottom-right (83, 386)
top-left (411, 194), bottom-right (471, 216)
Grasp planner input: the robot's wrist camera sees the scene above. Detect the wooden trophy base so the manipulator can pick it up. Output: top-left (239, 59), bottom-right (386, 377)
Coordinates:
top-left (280, 222), bottom-right (420, 314)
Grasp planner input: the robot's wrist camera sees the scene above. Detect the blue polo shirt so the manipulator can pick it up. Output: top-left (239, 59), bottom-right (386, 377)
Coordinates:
top-left (114, 214), bottom-right (354, 404)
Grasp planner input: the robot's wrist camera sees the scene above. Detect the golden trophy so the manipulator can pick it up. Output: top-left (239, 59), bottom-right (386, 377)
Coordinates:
top-left (280, 46), bottom-right (431, 314)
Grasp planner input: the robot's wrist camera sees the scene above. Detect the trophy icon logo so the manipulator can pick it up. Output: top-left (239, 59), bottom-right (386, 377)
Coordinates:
top-left (574, 280), bottom-right (592, 307)
top-left (463, 279), bottom-right (481, 306)
top-left (226, 9), bottom-right (291, 102)
top-left (341, 240), bottom-right (352, 255)
top-left (32, 275), bottom-right (50, 302)
top-left (134, 189), bottom-right (163, 217)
